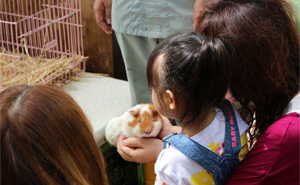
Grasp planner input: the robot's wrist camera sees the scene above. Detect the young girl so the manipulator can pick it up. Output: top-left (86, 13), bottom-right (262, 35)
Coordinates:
top-left (146, 32), bottom-right (249, 185)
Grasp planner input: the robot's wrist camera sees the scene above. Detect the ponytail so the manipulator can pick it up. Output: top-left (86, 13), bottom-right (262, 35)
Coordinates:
top-left (189, 34), bottom-right (233, 124)
top-left (195, 34), bottom-right (233, 89)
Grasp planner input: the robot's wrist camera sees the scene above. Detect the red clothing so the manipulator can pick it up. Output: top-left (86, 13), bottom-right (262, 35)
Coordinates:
top-left (226, 112), bottom-right (300, 185)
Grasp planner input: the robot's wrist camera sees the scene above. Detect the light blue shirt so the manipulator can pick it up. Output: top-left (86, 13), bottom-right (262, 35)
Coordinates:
top-left (112, 0), bottom-right (195, 38)
top-left (291, 0), bottom-right (300, 29)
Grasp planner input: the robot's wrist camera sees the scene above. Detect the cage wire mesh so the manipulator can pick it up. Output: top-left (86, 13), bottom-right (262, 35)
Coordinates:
top-left (0, 0), bottom-right (86, 92)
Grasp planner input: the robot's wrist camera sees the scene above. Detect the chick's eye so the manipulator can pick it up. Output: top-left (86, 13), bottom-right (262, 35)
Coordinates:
top-left (138, 119), bottom-right (141, 122)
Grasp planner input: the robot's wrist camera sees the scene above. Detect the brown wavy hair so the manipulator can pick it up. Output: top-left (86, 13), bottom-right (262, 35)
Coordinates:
top-left (196, 0), bottom-right (300, 147)
top-left (1, 85), bottom-right (109, 185)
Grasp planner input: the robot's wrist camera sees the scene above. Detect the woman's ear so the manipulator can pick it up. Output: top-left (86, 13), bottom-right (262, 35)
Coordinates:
top-left (166, 90), bottom-right (176, 110)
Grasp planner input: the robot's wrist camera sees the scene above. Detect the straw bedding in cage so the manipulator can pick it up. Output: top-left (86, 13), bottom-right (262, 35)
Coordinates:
top-left (0, 47), bottom-right (87, 90)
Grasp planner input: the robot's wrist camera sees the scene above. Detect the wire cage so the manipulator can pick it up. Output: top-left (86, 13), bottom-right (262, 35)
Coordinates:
top-left (0, 0), bottom-right (86, 92)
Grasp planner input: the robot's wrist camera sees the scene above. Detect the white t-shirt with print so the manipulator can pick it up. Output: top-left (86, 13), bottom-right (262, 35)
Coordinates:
top-left (154, 105), bottom-right (249, 185)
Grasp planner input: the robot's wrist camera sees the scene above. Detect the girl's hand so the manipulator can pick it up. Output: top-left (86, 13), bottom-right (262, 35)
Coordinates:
top-left (158, 115), bottom-right (181, 139)
top-left (116, 134), bottom-right (162, 163)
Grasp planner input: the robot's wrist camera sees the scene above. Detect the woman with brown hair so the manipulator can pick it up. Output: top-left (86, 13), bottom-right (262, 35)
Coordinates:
top-left (196, 0), bottom-right (299, 144)
top-left (195, 0), bottom-right (300, 183)
top-left (116, 0), bottom-right (299, 184)
top-left (1, 85), bottom-right (109, 185)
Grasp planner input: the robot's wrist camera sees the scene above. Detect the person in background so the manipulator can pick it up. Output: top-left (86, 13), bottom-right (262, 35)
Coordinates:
top-left (290, 0), bottom-right (300, 28)
top-left (116, 0), bottom-right (300, 184)
top-left (93, 0), bottom-right (202, 183)
top-left (1, 85), bottom-right (109, 185)
top-left (93, 0), bottom-right (195, 106)
top-left (147, 32), bottom-right (249, 185)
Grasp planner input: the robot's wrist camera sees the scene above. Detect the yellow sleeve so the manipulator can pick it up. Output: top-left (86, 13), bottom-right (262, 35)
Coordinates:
top-left (238, 133), bottom-right (249, 161)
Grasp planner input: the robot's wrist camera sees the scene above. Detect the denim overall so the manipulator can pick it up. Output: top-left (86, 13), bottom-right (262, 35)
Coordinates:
top-left (162, 100), bottom-right (241, 185)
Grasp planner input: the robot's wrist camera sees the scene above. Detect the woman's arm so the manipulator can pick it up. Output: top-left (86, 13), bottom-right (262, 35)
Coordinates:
top-left (225, 114), bottom-right (300, 184)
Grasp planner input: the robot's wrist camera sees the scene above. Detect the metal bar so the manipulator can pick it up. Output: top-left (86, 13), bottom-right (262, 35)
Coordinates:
top-left (17, 10), bottom-right (81, 38)
top-left (0, 0), bottom-right (86, 91)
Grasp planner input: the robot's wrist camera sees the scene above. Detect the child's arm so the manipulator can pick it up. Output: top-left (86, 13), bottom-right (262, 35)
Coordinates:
top-left (158, 116), bottom-right (181, 139)
top-left (116, 134), bottom-right (163, 163)
top-left (115, 116), bottom-right (181, 163)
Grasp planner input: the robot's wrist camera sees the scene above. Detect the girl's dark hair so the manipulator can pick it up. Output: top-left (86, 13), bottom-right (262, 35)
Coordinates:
top-left (1, 85), bottom-right (109, 185)
top-left (147, 32), bottom-right (233, 126)
top-left (196, 0), bottom-right (300, 146)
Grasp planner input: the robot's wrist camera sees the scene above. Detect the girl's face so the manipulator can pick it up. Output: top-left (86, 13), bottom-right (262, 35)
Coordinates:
top-left (151, 54), bottom-right (171, 118)
top-left (151, 88), bottom-right (163, 116)
top-left (151, 88), bottom-right (181, 121)
top-left (151, 54), bottom-right (179, 120)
